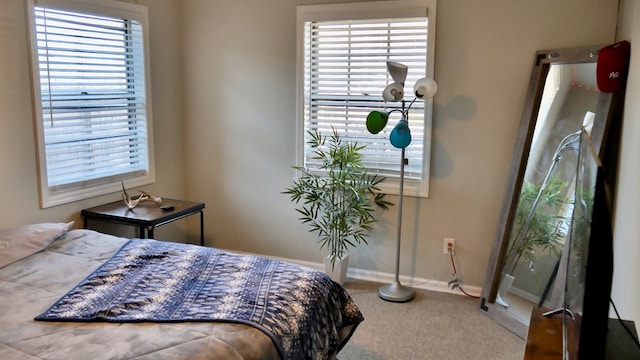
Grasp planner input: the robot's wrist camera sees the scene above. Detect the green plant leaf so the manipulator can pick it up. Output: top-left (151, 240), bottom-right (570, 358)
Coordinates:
top-left (505, 175), bottom-right (572, 275)
top-left (283, 128), bottom-right (393, 259)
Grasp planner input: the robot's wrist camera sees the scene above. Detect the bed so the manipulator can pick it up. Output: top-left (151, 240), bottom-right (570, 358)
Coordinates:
top-left (0, 223), bottom-right (363, 360)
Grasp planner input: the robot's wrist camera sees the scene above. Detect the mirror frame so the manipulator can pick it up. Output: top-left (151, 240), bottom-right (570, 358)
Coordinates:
top-left (479, 44), bottom-right (619, 338)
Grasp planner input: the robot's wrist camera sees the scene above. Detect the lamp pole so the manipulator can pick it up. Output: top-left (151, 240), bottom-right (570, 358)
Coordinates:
top-left (379, 101), bottom-right (416, 302)
top-left (367, 61), bottom-right (437, 303)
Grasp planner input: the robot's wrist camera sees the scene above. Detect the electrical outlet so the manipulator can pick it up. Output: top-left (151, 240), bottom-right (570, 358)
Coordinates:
top-left (443, 238), bottom-right (455, 255)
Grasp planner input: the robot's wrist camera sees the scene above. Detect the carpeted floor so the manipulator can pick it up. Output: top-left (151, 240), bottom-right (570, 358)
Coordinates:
top-left (338, 280), bottom-right (525, 360)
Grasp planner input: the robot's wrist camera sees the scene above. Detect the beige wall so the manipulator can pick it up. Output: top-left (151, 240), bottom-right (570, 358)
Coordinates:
top-left (181, 0), bottom-right (619, 290)
top-left (614, 0), bottom-right (640, 325)
top-left (2, 0), bottom-right (635, 324)
top-left (0, 0), bottom-right (188, 240)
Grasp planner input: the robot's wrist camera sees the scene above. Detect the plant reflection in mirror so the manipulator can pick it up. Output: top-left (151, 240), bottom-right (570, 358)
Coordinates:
top-left (505, 175), bottom-right (572, 276)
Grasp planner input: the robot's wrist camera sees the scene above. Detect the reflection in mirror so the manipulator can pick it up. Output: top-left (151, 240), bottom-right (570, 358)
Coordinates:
top-left (479, 45), bottom-right (618, 338)
top-left (497, 62), bottom-right (597, 312)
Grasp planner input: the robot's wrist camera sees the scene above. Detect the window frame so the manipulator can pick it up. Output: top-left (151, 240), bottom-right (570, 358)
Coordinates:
top-left (296, 0), bottom-right (437, 197)
top-left (26, 0), bottom-right (155, 208)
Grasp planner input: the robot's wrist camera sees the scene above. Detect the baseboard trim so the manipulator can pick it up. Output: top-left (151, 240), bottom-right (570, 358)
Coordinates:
top-left (226, 248), bottom-right (482, 298)
top-left (345, 266), bottom-right (482, 298)
top-left (509, 286), bottom-right (543, 304)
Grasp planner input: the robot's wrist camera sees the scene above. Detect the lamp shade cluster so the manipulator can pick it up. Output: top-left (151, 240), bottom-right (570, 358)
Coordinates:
top-left (365, 61), bottom-right (437, 303)
top-left (365, 61), bottom-right (437, 149)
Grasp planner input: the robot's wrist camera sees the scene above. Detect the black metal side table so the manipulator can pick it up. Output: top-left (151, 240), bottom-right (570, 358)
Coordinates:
top-left (82, 198), bottom-right (205, 245)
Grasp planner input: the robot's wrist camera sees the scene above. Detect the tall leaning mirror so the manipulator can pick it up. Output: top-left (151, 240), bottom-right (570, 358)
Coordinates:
top-left (479, 44), bottom-right (619, 338)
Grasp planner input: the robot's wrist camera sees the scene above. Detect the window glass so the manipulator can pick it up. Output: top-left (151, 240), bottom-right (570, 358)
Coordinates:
top-left (297, 1), bottom-right (436, 197)
top-left (27, 0), bottom-right (154, 207)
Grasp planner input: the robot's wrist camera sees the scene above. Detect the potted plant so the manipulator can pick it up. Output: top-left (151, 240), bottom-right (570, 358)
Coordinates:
top-left (504, 176), bottom-right (571, 276)
top-left (497, 176), bottom-right (571, 307)
top-left (283, 128), bottom-right (391, 284)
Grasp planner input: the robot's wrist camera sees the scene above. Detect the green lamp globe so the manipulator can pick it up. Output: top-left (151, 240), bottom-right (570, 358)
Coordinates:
top-left (366, 111), bottom-right (389, 134)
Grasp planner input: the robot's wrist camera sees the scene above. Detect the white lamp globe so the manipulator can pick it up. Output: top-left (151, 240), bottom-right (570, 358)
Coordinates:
top-left (382, 83), bottom-right (404, 102)
top-left (413, 77), bottom-right (438, 99)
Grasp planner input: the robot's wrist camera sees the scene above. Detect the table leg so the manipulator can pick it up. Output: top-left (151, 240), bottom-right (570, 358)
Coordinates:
top-left (148, 226), bottom-right (155, 239)
top-left (200, 210), bottom-right (204, 246)
top-left (139, 227), bottom-right (146, 239)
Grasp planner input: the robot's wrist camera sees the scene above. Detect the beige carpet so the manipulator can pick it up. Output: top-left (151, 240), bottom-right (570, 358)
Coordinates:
top-left (338, 280), bottom-right (525, 360)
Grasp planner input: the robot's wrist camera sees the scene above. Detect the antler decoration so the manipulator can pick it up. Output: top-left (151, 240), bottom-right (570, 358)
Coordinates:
top-left (121, 181), bottom-right (162, 209)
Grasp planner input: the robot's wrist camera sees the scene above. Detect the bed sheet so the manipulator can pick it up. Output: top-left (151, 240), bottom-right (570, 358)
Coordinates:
top-left (0, 229), bottom-right (281, 360)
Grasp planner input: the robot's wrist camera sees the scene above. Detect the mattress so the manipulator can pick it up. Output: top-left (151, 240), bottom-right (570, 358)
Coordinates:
top-left (0, 226), bottom-right (361, 359)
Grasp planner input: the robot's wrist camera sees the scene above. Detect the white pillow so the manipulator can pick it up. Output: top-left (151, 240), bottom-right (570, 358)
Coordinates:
top-left (0, 222), bottom-right (74, 268)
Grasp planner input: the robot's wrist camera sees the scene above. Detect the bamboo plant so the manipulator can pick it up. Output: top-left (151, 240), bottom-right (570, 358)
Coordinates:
top-left (504, 176), bottom-right (572, 275)
top-left (283, 128), bottom-right (391, 269)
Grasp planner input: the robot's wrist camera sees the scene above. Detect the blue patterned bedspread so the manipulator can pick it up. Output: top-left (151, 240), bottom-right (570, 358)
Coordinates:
top-left (36, 239), bottom-right (364, 359)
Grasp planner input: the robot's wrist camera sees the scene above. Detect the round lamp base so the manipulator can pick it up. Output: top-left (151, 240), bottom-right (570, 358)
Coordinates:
top-left (378, 281), bottom-right (415, 303)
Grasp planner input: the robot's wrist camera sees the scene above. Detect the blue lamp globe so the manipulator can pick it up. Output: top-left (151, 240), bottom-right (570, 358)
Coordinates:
top-left (389, 120), bottom-right (411, 148)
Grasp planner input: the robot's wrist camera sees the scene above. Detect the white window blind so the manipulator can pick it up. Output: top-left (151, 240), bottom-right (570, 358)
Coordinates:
top-left (303, 18), bottom-right (428, 179)
top-left (28, 0), bottom-right (154, 207)
top-left (298, 1), bottom-right (436, 197)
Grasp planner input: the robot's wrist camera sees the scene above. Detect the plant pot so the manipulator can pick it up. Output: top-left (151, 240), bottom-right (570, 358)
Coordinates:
top-left (324, 254), bottom-right (349, 285)
top-left (496, 273), bottom-right (515, 308)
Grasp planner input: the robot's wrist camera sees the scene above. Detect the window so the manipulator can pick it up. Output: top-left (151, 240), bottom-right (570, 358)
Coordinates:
top-left (26, 0), bottom-right (154, 208)
top-left (296, 1), bottom-right (437, 197)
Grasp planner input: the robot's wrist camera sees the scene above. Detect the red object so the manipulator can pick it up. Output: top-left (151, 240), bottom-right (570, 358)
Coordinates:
top-left (597, 40), bottom-right (631, 93)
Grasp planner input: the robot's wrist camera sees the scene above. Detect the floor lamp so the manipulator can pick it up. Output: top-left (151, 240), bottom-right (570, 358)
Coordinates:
top-left (366, 61), bottom-right (437, 302)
